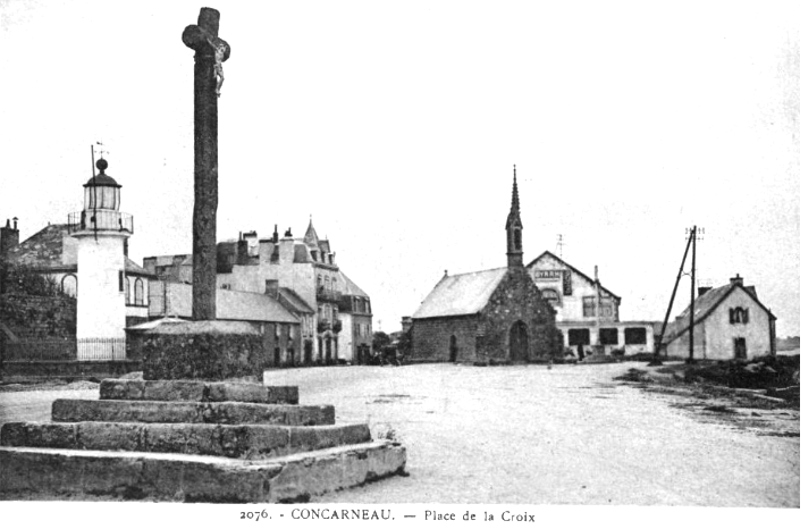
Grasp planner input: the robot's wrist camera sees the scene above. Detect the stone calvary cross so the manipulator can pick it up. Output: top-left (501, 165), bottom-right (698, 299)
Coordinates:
top-left (182, 8), bottom-right (230, 321)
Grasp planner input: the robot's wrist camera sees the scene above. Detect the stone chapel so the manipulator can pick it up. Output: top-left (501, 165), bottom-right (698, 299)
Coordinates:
top-left (410, 169), bottom-right (562, 363)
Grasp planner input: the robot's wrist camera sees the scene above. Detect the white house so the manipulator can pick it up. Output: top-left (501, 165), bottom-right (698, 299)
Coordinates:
top-left (663, 274), bottom-right (777, 360)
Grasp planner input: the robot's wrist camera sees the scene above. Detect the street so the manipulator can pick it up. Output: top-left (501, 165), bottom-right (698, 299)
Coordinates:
top-left (0, 362), bottom-right (798, 506)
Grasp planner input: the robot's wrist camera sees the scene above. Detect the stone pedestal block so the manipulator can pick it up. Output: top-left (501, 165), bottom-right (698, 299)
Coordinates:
top-left (133, 321), bottom-right (267, 380)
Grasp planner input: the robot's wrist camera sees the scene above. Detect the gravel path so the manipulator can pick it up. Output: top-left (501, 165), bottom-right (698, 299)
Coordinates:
top-left (0, 363), bottom-right (797, 506)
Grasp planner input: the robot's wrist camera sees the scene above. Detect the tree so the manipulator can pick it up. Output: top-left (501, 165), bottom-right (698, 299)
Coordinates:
top-left (372, 331), bottom-right (391, 353)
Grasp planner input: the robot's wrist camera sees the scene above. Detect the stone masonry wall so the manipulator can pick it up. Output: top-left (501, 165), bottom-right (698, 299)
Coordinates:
top-left (411, 315), bottom-right (478, 363)
top-left (479, 268), bottom-right (561, 362)
top-left (0, 293), bottom-right (76, 340)
top-left (130, 321), bottom-right (267, 380)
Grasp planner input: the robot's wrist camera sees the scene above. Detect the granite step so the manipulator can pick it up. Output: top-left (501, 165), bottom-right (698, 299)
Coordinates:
top-left (52, 399), bottom-right (335, 426)
top-left (1, 421), bottom-right (370, 459)
top-left (0, 441), bottom-right (407, 502)
top-left (100, 379), bottom-right (298, 404)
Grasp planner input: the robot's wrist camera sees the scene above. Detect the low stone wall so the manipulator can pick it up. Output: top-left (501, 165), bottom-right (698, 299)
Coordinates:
top-left (130, 320), bottom-right (268, 380)
top-left (0, 360), bottom-right (142, 382)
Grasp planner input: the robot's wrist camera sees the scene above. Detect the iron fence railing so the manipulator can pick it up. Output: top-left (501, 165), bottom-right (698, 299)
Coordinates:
top-left (0, 337), bottom-right (127, 362)
top-left (316, 287), bottom-right (341, 303)
top-left (77, 337), bottom-right (127, 361)
top-left (67, 211), bottom-right (134, 234)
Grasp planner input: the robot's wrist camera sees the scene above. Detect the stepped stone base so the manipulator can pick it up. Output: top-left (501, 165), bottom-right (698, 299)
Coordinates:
top-left (0, 376), bottom-right (407, 502)
top-left (52, 399), bottom-right (335, 426)
top-left (2, 422), bottom-right (371, 459)
top-left (100, 379), bottom-right (298, 404)
top-left (0, 441), bottom-right (406, 502)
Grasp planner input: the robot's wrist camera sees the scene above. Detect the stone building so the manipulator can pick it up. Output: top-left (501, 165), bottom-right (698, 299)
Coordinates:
top-left (411, 170), bottom-right (561, 364)
top-left (135, 282), bottom-right (301, 367)
top-left (337, 271), bottom-right (373, 364)
top-left (662, 274), bottom-right (776, 360)
top-left (1, 160), bottom-right (154, 360)
top-left (526, 251), bottom-right (658, 356)
top-left (144, 219), bottom-right (373, 364)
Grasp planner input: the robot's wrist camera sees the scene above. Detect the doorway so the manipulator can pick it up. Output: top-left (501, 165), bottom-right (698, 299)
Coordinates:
top-left (734, 337), bottom-right (747, 359)
top-left (510, 321), bottom-right (529, 362)
top-left (449, 335), bottom-right (458, 362)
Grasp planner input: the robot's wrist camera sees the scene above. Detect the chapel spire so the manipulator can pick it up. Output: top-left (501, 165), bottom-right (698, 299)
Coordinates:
top-left (505, 165), bottom-right (524, 268)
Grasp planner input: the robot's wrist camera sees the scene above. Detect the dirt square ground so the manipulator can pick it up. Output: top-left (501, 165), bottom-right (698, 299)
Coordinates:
top-left (0, 362), bottom-right (797, 507)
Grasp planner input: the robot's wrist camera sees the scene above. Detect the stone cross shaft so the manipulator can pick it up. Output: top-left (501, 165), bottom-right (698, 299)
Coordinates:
top-left (182, 8), bottom-right (230, 321)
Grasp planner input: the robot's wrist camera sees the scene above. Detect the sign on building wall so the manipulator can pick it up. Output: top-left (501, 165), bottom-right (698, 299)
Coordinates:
top-left (533, 269), bottom-right (572, 296)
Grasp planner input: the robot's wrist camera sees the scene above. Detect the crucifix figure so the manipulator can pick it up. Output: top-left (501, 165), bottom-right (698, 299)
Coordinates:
top-left (182, 8), bottom-right (231, 320)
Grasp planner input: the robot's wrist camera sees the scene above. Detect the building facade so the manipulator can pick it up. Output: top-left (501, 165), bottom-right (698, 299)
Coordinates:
top-left (526, 251), bottom-right (657, 356)
top-left (411, 170), bottom-right (562, 364)
top-left (663, 274), bottom-right (776, 360)
top-left (142, 281), bottom-right (302, 367)
top-left (144, 219), bottom-right (373, 364)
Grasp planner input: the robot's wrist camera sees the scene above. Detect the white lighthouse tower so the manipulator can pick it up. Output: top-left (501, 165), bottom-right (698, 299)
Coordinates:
top-left (68, 158), bottom-right (133, 360)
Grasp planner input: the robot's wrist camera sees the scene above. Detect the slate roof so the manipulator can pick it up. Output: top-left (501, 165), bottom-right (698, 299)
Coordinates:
top-left (125, 258), bottom-right (154, 277)
top-left (412, 267), bottom-right (508, 319)
top-left (155, 282), bottom-right (298, 323)
top-left (338, 270), bottom-right (369, 298)
top-left (526, 250), bottom-right (620, 301)
top-left (293, 244), bottom-right (310, 263)
top-left (662, 281), bottom-right (776, 343)
top-left (5, 223), bottom-right (154, 277)
top-left (4, 224), bottom-right (69, 269)
top-left (303, 220), bottom-right (320, 247)
top-left (277, 287), bottom-right (315, 314)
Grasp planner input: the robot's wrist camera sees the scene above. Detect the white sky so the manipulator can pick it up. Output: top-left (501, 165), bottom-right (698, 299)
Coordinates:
top-left (1, 0), bottom-right (798, 337)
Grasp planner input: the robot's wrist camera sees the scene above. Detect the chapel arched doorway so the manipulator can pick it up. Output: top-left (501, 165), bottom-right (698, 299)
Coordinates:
top-left (510, 321), bottom-right (529, 362)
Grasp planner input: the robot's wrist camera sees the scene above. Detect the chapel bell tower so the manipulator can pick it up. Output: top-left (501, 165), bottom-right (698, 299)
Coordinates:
top-left (505, 166), bottom-right (524, 268)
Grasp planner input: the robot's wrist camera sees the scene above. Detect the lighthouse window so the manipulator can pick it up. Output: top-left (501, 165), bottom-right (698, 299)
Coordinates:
top-left (118, 271), bottom-right (124, 292)
top-left (134, 278), bottom-right (144, 306)
top-left (61, 274), bottom-right (78, 298)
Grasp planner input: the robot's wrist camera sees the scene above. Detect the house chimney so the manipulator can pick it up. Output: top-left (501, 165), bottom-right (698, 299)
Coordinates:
top-left (0, 217), bottom-right (20, 259)
top-left (698, 286), bottom-right (712, 297)
top-left (730, 274), bottom-right (743, 286)
top-left (279, 230), bottom-right (294, 263)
